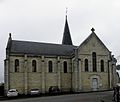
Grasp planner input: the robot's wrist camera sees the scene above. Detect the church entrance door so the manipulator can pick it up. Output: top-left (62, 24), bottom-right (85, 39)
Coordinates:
top-left (92, 78), bottom-right (98, 91)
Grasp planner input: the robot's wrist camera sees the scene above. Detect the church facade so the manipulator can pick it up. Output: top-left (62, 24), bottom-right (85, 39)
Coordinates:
top-left (4, 16), bottom-right (117, 95)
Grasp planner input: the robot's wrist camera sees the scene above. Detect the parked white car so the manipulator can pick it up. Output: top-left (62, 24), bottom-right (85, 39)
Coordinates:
top-left (7, 89), bottom-right (18, 97)
top-left (30, 89), bottom-right (40, 95)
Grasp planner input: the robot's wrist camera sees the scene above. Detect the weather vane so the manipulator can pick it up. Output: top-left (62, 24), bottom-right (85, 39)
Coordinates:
top-left (66, 7), bottom-right (68, 16)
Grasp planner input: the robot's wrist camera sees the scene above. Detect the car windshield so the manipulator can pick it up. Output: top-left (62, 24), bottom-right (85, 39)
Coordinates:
top-left (31, 89), bottom-right (39, 91)
top-left (9, 90), bottom-right (16, 92)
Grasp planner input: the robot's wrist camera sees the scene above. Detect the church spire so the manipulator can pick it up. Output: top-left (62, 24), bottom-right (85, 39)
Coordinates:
top-left (62, 10), bottom-right (73, 45)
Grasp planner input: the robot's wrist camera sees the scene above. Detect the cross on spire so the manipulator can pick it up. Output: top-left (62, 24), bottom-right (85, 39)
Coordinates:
top-left (66, 7), bottom-right (68, 18)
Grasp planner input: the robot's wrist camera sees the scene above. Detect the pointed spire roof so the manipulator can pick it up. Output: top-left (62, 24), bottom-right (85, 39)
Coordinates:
top-left (62, 16), bottom-right (73, 45)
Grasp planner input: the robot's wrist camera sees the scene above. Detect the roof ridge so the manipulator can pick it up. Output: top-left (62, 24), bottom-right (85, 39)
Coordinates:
top-left (12, 40), bottom-right (76, 47)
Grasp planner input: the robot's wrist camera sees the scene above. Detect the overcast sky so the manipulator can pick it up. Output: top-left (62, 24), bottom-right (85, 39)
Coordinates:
top-left (0, 0), bottom-right (120, 82)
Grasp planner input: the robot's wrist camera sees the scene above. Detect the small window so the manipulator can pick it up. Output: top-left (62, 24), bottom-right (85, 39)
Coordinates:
top-left (92, 52), bottom-right (97, 72)
top-left (15, 59), bottom-right (19, 72)
top-left (63, 61), bottom-right (67, 73)
top-left (32, 60), bottom-right (37, 72)
top-left (48, 61), bottom-right (53, 73)
top-left (85, 59), bottom-right (88, 72)
top-left (101, 60), bottom-right (104, 72)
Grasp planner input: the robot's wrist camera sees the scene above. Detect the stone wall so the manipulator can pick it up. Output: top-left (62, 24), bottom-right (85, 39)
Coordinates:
top-left (7, 55), bottom-right (72, 94)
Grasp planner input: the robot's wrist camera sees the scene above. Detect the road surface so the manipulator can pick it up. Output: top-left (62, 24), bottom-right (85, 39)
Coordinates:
top-left (0, 91), bottom-right (113, 102)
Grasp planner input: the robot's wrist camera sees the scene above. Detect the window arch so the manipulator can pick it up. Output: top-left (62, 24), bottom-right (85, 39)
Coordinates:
top-left (92, 52), bottom-right (97, 72)
top-left (48, 61), bottom-right (53, 73)
top-left (85, 59), bottom-right (88, 72)
top-left (32, 60), bottom-right (37, 72)
top-left (101, 60), bottom-right (104, 72)
top-left (15, 59), bottom-right (19, 72)
top-left (63, 61), bottom-right (67, 73)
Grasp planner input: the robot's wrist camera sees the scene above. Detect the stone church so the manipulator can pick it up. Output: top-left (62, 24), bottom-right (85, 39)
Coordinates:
top-left (4, 16), bottom-right (117, 95)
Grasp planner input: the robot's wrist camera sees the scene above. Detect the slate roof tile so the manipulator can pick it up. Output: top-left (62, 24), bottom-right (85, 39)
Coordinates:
top-left (10, 40), bottom-right (77, 56)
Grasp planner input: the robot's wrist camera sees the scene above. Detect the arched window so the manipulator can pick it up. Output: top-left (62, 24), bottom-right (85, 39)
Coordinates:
top-left (85, 59), bottom-right (88, 72)
top-left (63, 61), bottom-right (67, 73)
top-left (32, 60), bottom-right (37, 72)
top-left (48, 61), bottom-right (52, 73)
top-left (101, 60), bottom-right (104, 72)
top-left (92, 52), bottom-right (97, 72)
top-left (15, 59), bottom-right (19, 72)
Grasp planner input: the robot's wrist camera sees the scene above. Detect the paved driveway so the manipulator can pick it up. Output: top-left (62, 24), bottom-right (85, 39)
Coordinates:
top-left (0, 91), bottom-right (113, 102)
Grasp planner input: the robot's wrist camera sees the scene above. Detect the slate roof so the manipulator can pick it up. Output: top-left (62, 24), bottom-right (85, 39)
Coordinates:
top-left (10, 40), bottom-right (77, 56)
